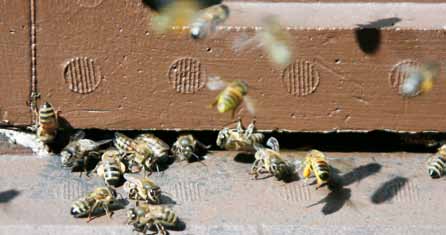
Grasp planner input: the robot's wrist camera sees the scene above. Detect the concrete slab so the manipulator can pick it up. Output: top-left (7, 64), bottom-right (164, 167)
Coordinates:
top-left (0, 151), bottom-right (444, 235)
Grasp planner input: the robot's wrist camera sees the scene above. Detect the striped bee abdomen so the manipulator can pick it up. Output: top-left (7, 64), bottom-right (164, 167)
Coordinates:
top-left (103, 161), bottom-right (122, 186)
top-left (70, 198), bottom-right (93, 217)
top-left (39, 102), bottom-right (56, 124)
top-left (217, 86), bottom-right (244, 113)
top-left (161, 207), bottom-right (177, 225)
top-left (114, 133), bottom-right (135, 152)
top-left (314, 160), bottom-right (330, 181)
top-left (249, 133), bottom-right (264, 145)
top-left (428, 155), bottom-right (446, 178)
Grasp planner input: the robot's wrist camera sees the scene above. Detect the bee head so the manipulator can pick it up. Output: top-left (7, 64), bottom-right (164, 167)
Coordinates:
top-left (127, 208), bottom-right (138, 224)
top-left (220, 4), bottom-right (230, 18)
top-left (439, 145), bottom-right (446, 156)
top-left (271, 160), bottom-right (292, 181)
top-left (216, 128), bottom-right (229, 147)
top-left (190, 24), bottom-right (204, 40)
top-left (41, 101), bottom-right (52, 109)
top-left (60, 150), bottom-right (74, 167)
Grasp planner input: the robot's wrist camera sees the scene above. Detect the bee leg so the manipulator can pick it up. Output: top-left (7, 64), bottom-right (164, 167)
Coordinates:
top-left (87, 201), bottom-right (100, 223)
top-left (104, 204), bottom-right (113, 219)
top-left (156, 223), bottom-right (167, 235)
top-left (249, 159), bottom-right (260, 178)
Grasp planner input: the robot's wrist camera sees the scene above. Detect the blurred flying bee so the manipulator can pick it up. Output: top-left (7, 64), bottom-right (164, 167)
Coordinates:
top-left (151, 0), bottom-right (200, 33)
top-left (233, 15), bottom-right (292, 67)
top-left (427, 145), bottom-right (446, 178)
top-left (399, 62), bottom-right (440, 97)
top-left (135, 133), bottom-right (171, 160)
top-left (128, 204), bottom-right (177, 235)
top-left (303, 149), bottom-right (330, 189)
top-left (171, 134), bottom-right (210, 161)
top-left (36, 102), bottom-right (58, 144)
top-left (207, 76), bottom-right (255, 118)
top-left (123, 173), bottom-right (162, 204)
top-left (70, 186), bottom-right (118, 222)
top-left (190, 4), bottom-right (229, 39)
top-left (96, 149), bottom-right (127, 186)
top-left (60, 131), bottom-right (111, 174)
top-left (250, 137), bottom-right (294, 181)
top-left (114, 132), bottom-right (157, 175)
top-left (216, 118), bottom-right (264, 152)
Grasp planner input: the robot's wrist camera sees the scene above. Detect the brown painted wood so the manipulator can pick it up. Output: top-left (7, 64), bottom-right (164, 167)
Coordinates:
top-left (35, 0), bottom-right (446, 131)
top-left (0, 1), bottom-right (31, 125)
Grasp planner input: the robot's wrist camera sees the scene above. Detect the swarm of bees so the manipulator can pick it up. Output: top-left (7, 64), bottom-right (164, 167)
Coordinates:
top-left (20, 0), bottom-right (446, 234)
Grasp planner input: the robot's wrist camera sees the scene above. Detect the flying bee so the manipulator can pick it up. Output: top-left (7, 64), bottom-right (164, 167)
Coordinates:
top-left (135, 133), bottom-right (171, 160)
top-left (70, 186), bottom-right (118, 222)
top-left (114, 132), bottom-right (157, 175)
top-left (233, 15), bottom-right (292, 67)
top-left (399, 62), bottom-right (440, 97)
top-left (190, 4), bottom-right (229, 39)
top-left (216, 118), bottom-right (264, 152)
top-left (36, 102), bottom-right (58, 144)
top-left (96, 149), bottom-right (127, 186)
top-left (128, 204), bottom-right (177, 235)
top-left (60, 131), bottom-right (111, 174)
top-left (250, 137), bottom-right (294, 181)
top-left (171, 134), bottom-right (210, 161)
top-left (303, 149), bottom-right (330, 189)
top-left (207, 76), bottom-right (256, 118)
top-left (123, 173), bottom-right (162, 204)
top-left (151, 0), bottom-right (200, 33)
top-left (427, 145), bottom-right (446, 178)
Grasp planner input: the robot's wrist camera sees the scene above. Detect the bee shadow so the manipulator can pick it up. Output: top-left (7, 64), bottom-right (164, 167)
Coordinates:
top-left (159, 194), bottom-right (177, 205)
top-left (0, 189), bottom-right (20, 204)
top-left (46, 117), bottom-right (75, 153)
top-left (141, 0), bottom-right (222, 11)
top-left (370, 176), bottom-right (408, 204)
top-left (336, 162), bottom-right (382, 186)
top-left (233, 152), bottom-right (255, 164)
top-left (354, 17), bottom-right (401, 54)
top-left (166, 218), bottom-right (187, 232)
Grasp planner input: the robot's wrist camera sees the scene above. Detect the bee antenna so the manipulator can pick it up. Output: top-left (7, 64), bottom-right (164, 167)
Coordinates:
top-left (192, 153), bottom-right (208, 167)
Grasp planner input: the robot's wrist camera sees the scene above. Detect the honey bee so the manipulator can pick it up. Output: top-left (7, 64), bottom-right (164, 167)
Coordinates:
top-left (128, 204), bottom-right (177, 235)
top-left (216, 118), bottom-right (264, 152)
top-left (190, 4), bottom-right (229, 39)
top-left (250, 137), bottom-right (294, 181)
top-left (207, 76), bottom-right (255, 117)
top-left (123, 173), bottom-right (162, 204)
top-left (60, 131), bottom-right (111, 174)
top-left (171, 134), bottom-right (210, 161)
top-left (151, 0), bottom-right (200, 33)
top-left (400, 62), bottom-right (440, 97)
top-left (114, 132), bottom-right (157, 175)
top-left (70, 186), bottom-right (118, 222)
top-left (233, 15), bottom-right (292, 67)
top-left (427, 145), bottom-right (446, 178)
top-left (303, 150), bottom-right (330, 189)
top-left (96, 149), bottom-right (127, 186)
top-left (36, 102), bottom-right (58, 144)
top-left (135, 133), bottom-right (171, 160)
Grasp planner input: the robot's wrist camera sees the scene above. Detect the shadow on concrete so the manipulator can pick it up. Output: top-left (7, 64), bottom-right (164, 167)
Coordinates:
top-left (0, 189), bottom-right (20, 204)
top-left (371, 176), bottom-right (408, 204)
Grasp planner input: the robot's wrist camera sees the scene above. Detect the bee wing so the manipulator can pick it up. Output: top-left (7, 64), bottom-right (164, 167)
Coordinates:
top-left (206, 76), bottom-right (227, 90)
top-left (243, 95), bottom-right (256, 116)
top-left (71, 130), bottom-right (85, 141)
top-left (328, 158), bottom-right (356, 173)
top-left (123, 173), bottom-right (144, 187)
top-left (266, 137), bottom-right (280, 152)
top-left (232, 32), bottom-right (257, 53)
top-left (399, 64), bottom-right (420, 76)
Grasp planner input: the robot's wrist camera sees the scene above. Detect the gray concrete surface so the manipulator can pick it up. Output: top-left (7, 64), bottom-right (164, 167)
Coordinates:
top-left (0, 150), bottom-right (445, 235)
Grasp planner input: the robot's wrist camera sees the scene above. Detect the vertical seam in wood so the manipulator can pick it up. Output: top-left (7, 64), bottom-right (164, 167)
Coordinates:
top-left (29, 0), bottom-right (38, 124)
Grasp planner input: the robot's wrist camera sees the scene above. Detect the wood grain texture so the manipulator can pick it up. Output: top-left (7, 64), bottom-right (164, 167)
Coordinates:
top-left (0, 1), bottom-right (31, 125)
top-left (35, 0), bottom-right (446, 131)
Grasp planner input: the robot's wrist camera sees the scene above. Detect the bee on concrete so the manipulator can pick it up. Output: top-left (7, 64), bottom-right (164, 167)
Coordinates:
top-left (250, 137), bottom-right (293, 181)
top-left (70, 186), bottom-right (118, 222)
top-left (135, 133), bottom-right (171, 160)
top-left (123, 173), bottom-right (162, 204)
top-left (216, 118), bottom-right (264, 152)
top-left (233, 15), bottom-right (292, 67)
top-left (114, 132), bottom-right (157, 175)
top-left (60, 131), bottom-right (111, 174)
top-left (171, 134), bottom-right (210, 161)
top-left (36, 102), bottom-right (58, 144)
top-left (400, 62), bottom-right (440, 97)
top-left (427, 145), bottom-right (446, 178)
top-left (207, 76), bottom-right (256, 118)
top-left (151, 0), bottom-right (200, 33)
top-left (190, 4), bottom-right (230, 39)
top-left (303, 149), bottom-right (330, 189)
top-left (127, 204), bottom-right (177, 235)
top-left (96, 149), bottom-right (127, 187)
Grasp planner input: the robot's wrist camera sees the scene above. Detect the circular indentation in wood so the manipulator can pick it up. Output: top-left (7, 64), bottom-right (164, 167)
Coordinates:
top-left (76, 0), bottom-right (104, 8)
top-left (281, 60), bottom-right (320, 96)
top-left (64, 57), bottom-right (102, 94)
top-left (168, 57), bottom-right (204, 94)
top-left (389, 60), bottom-right (421, 96)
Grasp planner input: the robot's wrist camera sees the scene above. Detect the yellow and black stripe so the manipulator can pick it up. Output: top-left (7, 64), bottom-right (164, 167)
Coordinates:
top-left (428, 154), bottom-right (446, 178)
top-left (70, 198), bottom-right (93, 217)
top-left (216, 80), bottom-right (248, 113)
top-left (160, 207), bottom-right (177, 225)
top-left (38, 102), bottom-right (56, 125)
top-left (312, 159), bottom-right (330, 181)
top-left (103, 161), bottom-right (123, 186)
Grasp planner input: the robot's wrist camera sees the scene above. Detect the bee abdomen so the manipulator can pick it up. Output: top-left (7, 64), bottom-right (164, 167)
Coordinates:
top-left (70, 199), bottom-right (90, 217)
top-left (428, 156), bottom-right (446, 178)
top-left (161, 208), bottom-right (177, 225)
top-left (103, 162), bottom-right (122, 186)
top-left (250, 133), bottom-right (264, 144)
top-left (315, 160), bottom-right (330, 180)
